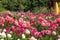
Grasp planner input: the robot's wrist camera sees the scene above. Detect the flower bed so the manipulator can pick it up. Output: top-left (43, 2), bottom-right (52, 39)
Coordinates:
top-left (0, 11), bottom-right (60, 40)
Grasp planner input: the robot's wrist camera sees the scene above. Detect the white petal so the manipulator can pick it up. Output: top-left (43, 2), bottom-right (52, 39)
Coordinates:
top-left (22, 34), bottom-right (25, 39)
top-left (17, 39), bottom-right (20, 40)
top-left (1, 32), bottom-right (6, 38)
top-left (30, 36), bottom-right (37, 40)
top-left (3, 29), bottom-right (6, 32)
top-left (7, 34), bottom-right (12, 38)
top-left (1, 39), bottom-right (4, 40)
top-left (58, 39), bottom-right (60, 40)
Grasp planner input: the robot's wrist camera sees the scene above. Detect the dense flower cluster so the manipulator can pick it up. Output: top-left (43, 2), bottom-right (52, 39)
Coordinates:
top-left (0, 11), bottom-right (60, 40)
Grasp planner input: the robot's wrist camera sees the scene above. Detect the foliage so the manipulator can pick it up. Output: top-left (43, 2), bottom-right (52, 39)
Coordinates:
top-left (0, 0), bottom-right (48, 12)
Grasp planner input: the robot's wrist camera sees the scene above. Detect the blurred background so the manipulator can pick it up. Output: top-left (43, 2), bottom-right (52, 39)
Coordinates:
top-left (0, 0), bottom-right (60, 13)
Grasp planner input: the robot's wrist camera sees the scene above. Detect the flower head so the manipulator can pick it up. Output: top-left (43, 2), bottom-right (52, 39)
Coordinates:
top-left (29, 36), bottom-right (37, 40)
top-left (52, 31), bottom-right (56, 36)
